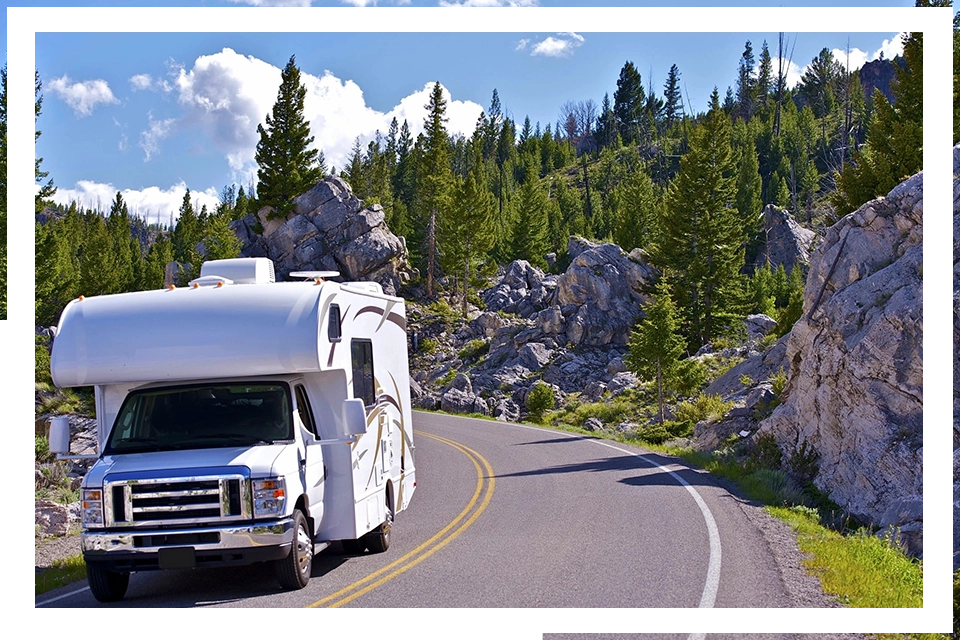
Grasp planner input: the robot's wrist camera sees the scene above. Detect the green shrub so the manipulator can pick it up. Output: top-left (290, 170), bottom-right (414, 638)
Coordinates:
top-left (36, 434), bottom-right (52, 463)
top-left (771, 367), bottom-right (788, 396)
top-left (419, 337), bottom-right (438, 355)
top-left (436, 368), bottom-right (459, 387)
top-left (739, 373), bottom-right (754, 387)
top-left (750, 432), bottom-right (783, 469)
top-left (675, 358), bottom-right (707, 395)
top-left (674, 393), bottom-right (732, 424)
top-left (457, 338), bottom-right (489, 363)
top-left (786, 440), bottom-right (820, 486)
top-left (36, 335), bottom-right (53, 386)
top-left (525, 382), bottom-right (555, 423)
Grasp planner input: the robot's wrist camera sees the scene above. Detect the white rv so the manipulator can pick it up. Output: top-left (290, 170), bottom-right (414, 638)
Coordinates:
top-left (49, 258), bottom-right (417, 602)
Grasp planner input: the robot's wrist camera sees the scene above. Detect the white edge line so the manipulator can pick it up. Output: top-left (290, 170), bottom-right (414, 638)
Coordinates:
top-left (504, 421), bottom-right (723, 615)
top-left (36, 585), bottom-right (90, 606)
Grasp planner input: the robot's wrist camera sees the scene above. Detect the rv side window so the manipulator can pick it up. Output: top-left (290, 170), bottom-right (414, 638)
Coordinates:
top-left (351, 339), bottom-right (375, 407)
top-left (294, 385), bottom-right (318, 437)
top-left (328, 304), bottom-right (342, 342)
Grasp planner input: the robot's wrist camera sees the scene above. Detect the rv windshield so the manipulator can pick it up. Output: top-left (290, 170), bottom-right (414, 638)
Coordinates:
top-left (105, 382), bottom-right (293, 454)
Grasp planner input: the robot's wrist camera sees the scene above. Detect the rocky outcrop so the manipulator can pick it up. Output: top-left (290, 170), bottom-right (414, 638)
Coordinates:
top-left (410, 236), bottom-right (657, 420)
top-left (554, 237), bottom-right (658, 346)
top-left (759, 171), bottom-right (923, 556)
top-left (755, 204), bottom-right (817, 275)
top-left (231, 177), bottom-right (414, 295)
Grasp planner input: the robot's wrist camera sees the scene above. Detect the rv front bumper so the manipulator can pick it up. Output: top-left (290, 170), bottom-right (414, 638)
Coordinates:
top-left (81, 517), bottom-right (296, 571)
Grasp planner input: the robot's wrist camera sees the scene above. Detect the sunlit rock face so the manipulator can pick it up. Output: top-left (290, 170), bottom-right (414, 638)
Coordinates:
top-left (760, 169), bottom-right (923, 557)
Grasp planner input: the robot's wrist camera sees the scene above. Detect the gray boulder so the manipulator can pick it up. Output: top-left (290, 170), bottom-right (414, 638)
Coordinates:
top-left (760, 170), bottom-right (923, 557)
top-left (231, 177), bottom-right (413, 295)
top-left (755, 204), bottom-right (818, 274)
top-left (554, 237), bottom-right (657, 346)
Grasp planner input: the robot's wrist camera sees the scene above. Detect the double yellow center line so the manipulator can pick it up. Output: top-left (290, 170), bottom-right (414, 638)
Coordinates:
top-left (308, 431), bottom-right (495, 608)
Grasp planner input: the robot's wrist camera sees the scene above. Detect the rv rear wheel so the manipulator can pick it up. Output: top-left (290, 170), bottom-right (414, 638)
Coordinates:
top-left (275, 510), bottom-right (313, 590)
top-left (364, 504), bottom-right (392, 553)
top-left (86, 562), bottom-right (129, 602)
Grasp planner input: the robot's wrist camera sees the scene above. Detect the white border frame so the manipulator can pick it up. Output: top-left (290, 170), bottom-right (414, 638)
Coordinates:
top-left (13, 5), bottom-right (951, 636)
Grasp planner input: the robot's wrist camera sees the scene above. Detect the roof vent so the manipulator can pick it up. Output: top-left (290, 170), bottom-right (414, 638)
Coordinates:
top-left (200, 258), bottom-right (275, 284)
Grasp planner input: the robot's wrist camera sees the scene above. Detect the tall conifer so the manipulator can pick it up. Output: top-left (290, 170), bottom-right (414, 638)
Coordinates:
top-left (655, 96), bottom-right (742, 349)
top-left (415, 82), bottom-right (453, 298)
top-left (255, 55), bottom-right (323, 218)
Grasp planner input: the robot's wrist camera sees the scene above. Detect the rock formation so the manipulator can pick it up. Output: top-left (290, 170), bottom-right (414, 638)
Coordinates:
top-left (755, 204), bottom-right (817, 275)
top-left (231, 177), bottom-right (414, 295)
top-left (410, 236), bottom-right (657, 419)
top-left (759, 170), bottom-right (923, 556)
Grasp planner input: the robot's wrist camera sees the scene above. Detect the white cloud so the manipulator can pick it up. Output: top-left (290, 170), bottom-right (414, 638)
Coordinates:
top-left (52, 180), bottom-right (221, 227)
top-left (47, 75), bottom-right (119, 117)
top-left (769, 57), bottom-right (805, 90)
top-left (516, 38), bottom-right (530, 51)
top-left (223, 0), bottom-right (313, 6)
top-left (172, 48), bottom-right (483, 181)
top-left (130, 74), bottom-right (154, 91)
top-left (441, 0), bottom-right (539, 6)
top-left (140, 112), bottom-right (178, 161)
top-left (528, 32), bottom-right (585, 58)
top-left (827, 34), bottom-right (906, 75)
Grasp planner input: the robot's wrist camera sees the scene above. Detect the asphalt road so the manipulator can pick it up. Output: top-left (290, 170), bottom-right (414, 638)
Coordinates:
top-left (36, 411), bottom-right (808, 610)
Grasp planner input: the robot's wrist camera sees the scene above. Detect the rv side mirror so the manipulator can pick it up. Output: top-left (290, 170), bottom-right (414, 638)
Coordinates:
top-left (49, 416), bottom-right (71, 455)
top-left (342, 399), bottom-right (368, 437)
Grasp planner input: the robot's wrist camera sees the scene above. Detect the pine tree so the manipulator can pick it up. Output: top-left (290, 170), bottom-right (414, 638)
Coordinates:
top-left (736, 41), bottom-right (757, 121)
top-left (415, 82), bottom-right (454, 298)
top-left (444, 157), bottom-right (496, 316)
top-left (626, 280), bottom-right (687, 425)
top-left (35, 70), bottom-right (56, 214)
top-left (143, 235), bottom-right (174, 290)
top-left (734, 132), bottom-right (763, 262)
top-left (654, 99), bottom-right (742, 349)
top-left (201, 210), bottom-right (242, 263)
top-left (106, 192), bottom-right (135, 293)
top-left (510, 156), bottom-right (549, 268)
top-left (833, 32), bottom-right (923, 215)
top-left (663, 64), bottom-right (683, 131)
top-left (614, 165), bottom-right (657, 252)
top-left (171, 190), bottom-right (203, 283)
top-left (614, 61), bottom-right (646, 145)
top-left (757, 42), bottom-right (773, 110)
top-left (255, 55), bottom-right (323, 218)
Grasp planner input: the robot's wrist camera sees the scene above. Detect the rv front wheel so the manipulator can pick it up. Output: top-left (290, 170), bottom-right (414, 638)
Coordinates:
top-left (86, 562), bottom-right (129, 602)
top-left (275, 510), bottom-right (313, 590)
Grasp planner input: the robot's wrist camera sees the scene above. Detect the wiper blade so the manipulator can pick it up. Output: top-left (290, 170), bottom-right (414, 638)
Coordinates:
top-left (183, 434), bottom-right (275, 445)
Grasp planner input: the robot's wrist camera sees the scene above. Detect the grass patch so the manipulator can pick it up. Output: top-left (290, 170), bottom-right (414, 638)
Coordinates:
top-left (768, 506), bottom-right (923, 609)
top-left (35, 553), bottom-right (86, 596)
top-left (674, 393), bottom-right (732, 424)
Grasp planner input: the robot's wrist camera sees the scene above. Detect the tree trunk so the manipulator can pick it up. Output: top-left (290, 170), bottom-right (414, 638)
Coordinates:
top-left (462, 239), bottom-right (471, 318)
top-left (427, 208), bottom-right (436, 298)
top-left (656, 358), bottom-right (664, 424)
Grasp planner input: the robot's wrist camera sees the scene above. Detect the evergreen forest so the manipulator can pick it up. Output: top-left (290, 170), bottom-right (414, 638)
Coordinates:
top-left (28, 29), bottom-right (930, 355)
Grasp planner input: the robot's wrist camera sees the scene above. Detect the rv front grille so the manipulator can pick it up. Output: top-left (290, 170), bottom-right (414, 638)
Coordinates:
top-left (105, 475), bottom-right (250, 527)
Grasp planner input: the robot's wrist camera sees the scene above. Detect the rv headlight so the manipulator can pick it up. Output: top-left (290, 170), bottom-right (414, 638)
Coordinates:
top-left (252, 478), bottom-right (286, 518)
top-left (81, 489), bottom-right (104, 527)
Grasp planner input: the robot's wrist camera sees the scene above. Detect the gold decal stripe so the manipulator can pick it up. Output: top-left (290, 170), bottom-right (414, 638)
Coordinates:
top-left (308, 431), bottom-right (494, 608)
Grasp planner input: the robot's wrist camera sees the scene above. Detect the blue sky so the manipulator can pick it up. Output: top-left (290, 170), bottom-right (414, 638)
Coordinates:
top-left (17, 1), bottom-right (923, 225)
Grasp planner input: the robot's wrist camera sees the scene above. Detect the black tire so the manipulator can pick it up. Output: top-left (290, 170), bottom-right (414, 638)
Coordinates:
top-left (86, 562), bottom-right (129, 603)
top-left (363, 502), bottom-right (393, 554)
top-left (275, 510), bottom-right (313, 590)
